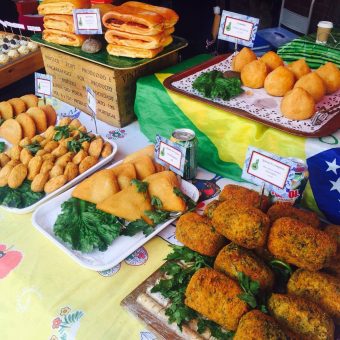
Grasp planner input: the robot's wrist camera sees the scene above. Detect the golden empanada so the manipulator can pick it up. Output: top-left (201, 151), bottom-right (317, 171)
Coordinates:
top-left (123, 144), bottom-right (155, 163)
top-left (111, 163), bottom-right (137, 190)
top-left (129, 155), bottom-right (155, 180)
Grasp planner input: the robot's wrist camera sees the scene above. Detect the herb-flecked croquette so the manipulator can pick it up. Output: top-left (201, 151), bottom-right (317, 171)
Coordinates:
top-left (267, 217), bottom-right (337, 271)
top-left (203, 200), bottom-right (221, 218)
top-left (212, 203), bottom-right (270, 249)
top-left (214, 243), bottom-right (274, 290)
top-left (176, 212), bottom-right (226, 256)
top-left (268, 293), bottom-right (334, 340)
top-left (219, 184), bottom-right (270, 211)
top-left (267, 202), bottom-right (320, 228)
top-left (234, 310), bottom-right (288, 340)
top-left (287, 269), bottom-right (340, 324)
top-left (324, 225), bottom-right (340, 277)
top-left (185, 268), bottom-right (248, 331)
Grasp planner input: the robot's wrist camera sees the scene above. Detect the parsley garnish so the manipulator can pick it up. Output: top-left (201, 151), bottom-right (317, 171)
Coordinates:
top-left (53, 125), bottom-right (71, 141)
top-left (145, 210), bottom-right (170, 225)
top-left (78, 131), bottom-right (94, 143)
top-left (121, 219), bottom-right (154, 236)
top-left (0, 141), bottom-right (5, 153)
top-left (173, 187), bottom-right (197, 211)
top-left (24, 141), bottom-right (41, 155)
top-left (131, 179), bottom-right (148, 193)
top-left (237, 272), bottom-right (267, 313)
top-left (151, 195), bottom-right (163, 209)
top-left (67, 139), bottom-right (82, 153)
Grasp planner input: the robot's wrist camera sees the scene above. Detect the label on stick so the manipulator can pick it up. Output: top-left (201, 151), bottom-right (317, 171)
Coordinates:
top-left (27, 25), bottom-right (42, 32)
top-left (73, 9), bottom-right (102, 34)
top-left (35, 73), bottom-right (53, 97)
top-left (86, 85), bottom-right (96, 114)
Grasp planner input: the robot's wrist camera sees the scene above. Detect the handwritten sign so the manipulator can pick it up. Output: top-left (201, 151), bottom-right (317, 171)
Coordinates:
top-left (35, 73), bottom-right (53, 97)
top-left (73, 9), bottom-right (102, 34)
top-left (218, 11), bottom-right (259, 47)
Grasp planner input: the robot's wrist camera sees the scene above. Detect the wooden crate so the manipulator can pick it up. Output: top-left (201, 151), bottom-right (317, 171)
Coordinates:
top-left (0, 49), bottom-right (44, 89)
top-left (41, 46), bottom-right (179, 127)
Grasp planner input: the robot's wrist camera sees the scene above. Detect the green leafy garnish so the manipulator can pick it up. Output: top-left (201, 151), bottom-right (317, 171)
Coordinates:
top-left (0, 141), bottom-right (5, 152)
top-left (131, 179), bottom-right (148, 193)
top-left (53, 125), bottom-right (71, 141)
top-left (121, 219), bottom-right (154, 237)
top-left (192, 70), bottom-right (244, 101)
top-left (78, 131), bottom-right (94, 143)
top-left (269, 259), bottom-right (292, 287)
top-left (173, 187), bottom-right (196, 211)
top-left (24, 141), bottom-right (41, 155)
top-left (0, 180), bottom-right (45, 208)
top-left (145, 209), bottom-right (170, 225)
top-left (152, 246), bottom-right (233, 339)
top-left (237, 272), bottom-right (267, 312)
top-left (151, 195), bottom-right (163, 209)
top-left (67, 139), bottom-right (82, 153)
top-left (0, 118), bottom-right (4, 126)
top-left (54, 197), bottom-right (123, 252)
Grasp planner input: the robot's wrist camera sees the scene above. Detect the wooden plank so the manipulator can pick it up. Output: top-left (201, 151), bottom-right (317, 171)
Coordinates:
top-left (0, 49), bottom-right (44, 89)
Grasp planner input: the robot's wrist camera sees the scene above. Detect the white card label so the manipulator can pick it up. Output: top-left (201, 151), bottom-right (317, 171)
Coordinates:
top-left (35, 73), bottom-right (53, 97)
top-left (0, 20), bottom-right (6, 27)
top-left (159, 142), bottom-right (183, 170)
top-left (86, 86), bottom-right (96, 114)
top-left (73, 9), bottom-right (102, 34)
top-left (218, 10), bottom-right (259, 47)
top-left (27, 25), bottom-right (42, 32)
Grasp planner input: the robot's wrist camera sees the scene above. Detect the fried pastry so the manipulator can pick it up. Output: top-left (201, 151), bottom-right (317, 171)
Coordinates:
top-left (241, 60), bottom-right (268, 89)
top-left (264, 66), bottom-right (295, 96)
top-left (316, 62), bottom-right (340, 94)
top-left (232, 47), bottom-right (257, 72)
top-left (8, 98), bottom-right (26, 116)
top-left (294, 72), bottom-right (326, 102)
top-left (287, 58), bottom-right (311, 79)
top-left (260, 51), bottom-right (284, 71)
top-left (0, 101), bottom-right (14, 119)
top-left (111, 163), bottom-right (137, 190)
top-left (16, 113), bottom-right (36, 139)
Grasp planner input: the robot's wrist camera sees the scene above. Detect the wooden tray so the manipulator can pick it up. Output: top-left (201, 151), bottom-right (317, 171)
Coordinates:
top-left (163, 54), bottom-right (340, 138)
top-left (0, 49), bottom-right (44, 89)
top-left (31, 34), bottom-right (188, 70)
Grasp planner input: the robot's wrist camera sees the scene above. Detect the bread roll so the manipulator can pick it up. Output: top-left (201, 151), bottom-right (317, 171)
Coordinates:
top-left (42, 29), bottom-right (87, 47)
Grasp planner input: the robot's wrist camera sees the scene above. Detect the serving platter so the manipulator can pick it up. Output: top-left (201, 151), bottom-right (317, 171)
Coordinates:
top-left (31, 34), bottom-right (188, 70)
top-left (163, 54), bottom-right (340, 137)
top-left (0, 138), bottom-right (118, 214)
top-left (32, 163), bottom-right (199, 271)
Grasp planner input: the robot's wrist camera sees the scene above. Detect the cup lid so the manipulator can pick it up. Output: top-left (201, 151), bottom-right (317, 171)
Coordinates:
top-left (317, 21), bottom-right (333, 28)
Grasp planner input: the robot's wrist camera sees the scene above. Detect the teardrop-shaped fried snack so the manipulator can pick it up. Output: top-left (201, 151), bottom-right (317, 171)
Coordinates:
top-left (96, 183), bottom-right (153, 224)
top-left (294, 72), bottom-right (326, 103)
top-left (260, 51), bottom-right (284, 71)
top-left (111, 163), bottom-right (137, 190)
top-left (316, 62), bottom-right (340, 95)
top-left (241, 60), bottom-right (268, 89)
top-left (72, 169), bottom-right (119, 204)
top-left (144, 170), bottom-right (186, 212)
top-left (232, 47), bottom-right (257, 72)
top-left (287, 58), bottom-right (311, 79)
top-left (264, 66), bottom-right (295, 96)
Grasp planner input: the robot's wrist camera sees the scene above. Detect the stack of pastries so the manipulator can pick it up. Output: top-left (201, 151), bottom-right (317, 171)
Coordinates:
top-left (232, 47), bottom-right (340, 120)
top-left (102, 1), bottom-right (179, 58)
top-left (38, 0), bottom-right (91, 47)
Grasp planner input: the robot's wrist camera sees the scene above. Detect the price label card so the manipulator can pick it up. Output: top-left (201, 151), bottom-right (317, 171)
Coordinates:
top-left (218, 11), bottom-right (259, 47)
top-left (86, 86), bottom-right (96, 114)
top-left (242, 146), bottom-right (308, 201)
top-left (27, 25), bottom-right (42, 32)
top-left (155, 135), bottom-right (186, 176)
top-left (0, 20), bottom-right (7, 28)
top-left (73, 9), bottom-right (102, 34)
top-left (35, 73), bottom-right (53, 97)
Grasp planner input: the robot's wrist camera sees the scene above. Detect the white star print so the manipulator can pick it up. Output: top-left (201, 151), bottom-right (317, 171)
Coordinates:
top-left (326, 159), bottom-right (340, 175)
top-left (330, 177), bottom-right (340, 194)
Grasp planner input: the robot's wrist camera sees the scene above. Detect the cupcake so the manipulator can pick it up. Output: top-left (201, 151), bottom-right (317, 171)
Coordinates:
top-left (27, 41), bottom-right (38, 51)
top-left (18, 45), bottom-right (30, 55)
top-left (0, 54), bottom-right (9, 65)
top-left (8, 49), bottom-right (20, 59)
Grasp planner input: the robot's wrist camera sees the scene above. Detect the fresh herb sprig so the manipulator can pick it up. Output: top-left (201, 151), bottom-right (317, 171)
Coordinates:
top-left (151, 195), bottom-right (163, 209)
top-left (67, 139), bottom-right (82, 153)
top-left (53, 125), bottom-right (71, 141)
top-left (237, 272), bottom-right (267, 313)
top-left (121, 219), bottom-right (154, 237)
top-left (131, 179), bottom-right (148, 193)
top-left (0, 141), bottom-right (5, 153)
top-left (173, 187), bottom-right (197, 212)
top-left (24, 141), bottom-right (41, 155)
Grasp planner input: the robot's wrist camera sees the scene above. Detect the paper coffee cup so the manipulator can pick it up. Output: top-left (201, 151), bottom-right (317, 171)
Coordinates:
top-left (316, 21), bottom-right (333, 44)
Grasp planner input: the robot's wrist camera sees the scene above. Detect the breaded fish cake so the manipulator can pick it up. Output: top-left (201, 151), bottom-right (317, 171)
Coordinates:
top-left (268, 217), bottom-right (337, 271)
top-left (267, 202), bottom-right (320, 228)
top-left (203, 200), bottom-right (221, 218)
top-left (176, 212), bottom-right (226, 256)
top-left (287, 269), bottom-right (340, 324)
top-left (219, 184), bottom-right (269, 211)
top-left (214, 243), bottom-right (274, 290)
top-left (324, 225), bottom-right (340, 277)
top-left (212, 203), bottom-right (270, 249)
top-left (268, 293), bottom-right (334, 340)
top-left (185, 268), bottom-right (248, 330)
top-left (234, 310), bottom-right (287, 340)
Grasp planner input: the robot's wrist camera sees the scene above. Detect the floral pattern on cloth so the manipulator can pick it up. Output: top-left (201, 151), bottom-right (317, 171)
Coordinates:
top-left (106, 128), bottom-right (127, 140)
top-left (50, 307), bottom-right (84, 340)
top-left (98, 263), bottom-right (121, 277)
top-left (0, 244), bottom-right (23, 279)
top-left (125, 247), bottom-right (148, 266)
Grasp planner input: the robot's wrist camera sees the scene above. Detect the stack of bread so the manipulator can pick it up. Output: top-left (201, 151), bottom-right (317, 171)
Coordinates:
top-left (102, 1), bottom-right (179, 58)
top-left (232, 47), bottom-right (340, 120)
top-left (38, 0), bottom-right (91, 47)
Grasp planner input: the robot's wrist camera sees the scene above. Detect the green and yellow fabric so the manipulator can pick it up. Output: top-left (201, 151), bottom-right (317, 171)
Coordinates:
top-left (135, 54), bottom-right (340, 223)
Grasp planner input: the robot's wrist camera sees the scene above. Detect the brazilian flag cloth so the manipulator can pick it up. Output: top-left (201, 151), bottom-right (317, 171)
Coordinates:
top-left (135, 54), bottom-right (340, 224)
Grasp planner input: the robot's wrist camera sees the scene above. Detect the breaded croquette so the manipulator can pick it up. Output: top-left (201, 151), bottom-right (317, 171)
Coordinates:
top-left (287, 269), bottom-right (340, 324)
top-left (214, 243), bottom-right (274, 290)
top-left (185, 268), bottom-right (248, 331)
top-left (268, 217), bottom-right (337, 271)
top-left (234, 310), bottom-right (287, 340)
top-left (176, 212), bottom-right (226, 256)
top-left (268, 294), bottom-right (334, 340)
top-left (212, 203), bottom-right (270, 249)
top-left (203, 200), bottom-right (221, 218)
top-left (267, 202), bottom-right (320, 228)
top-left (324, 225), bottom-right (340, 277)
top-left (219, 184), bottom-right (270, 211)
